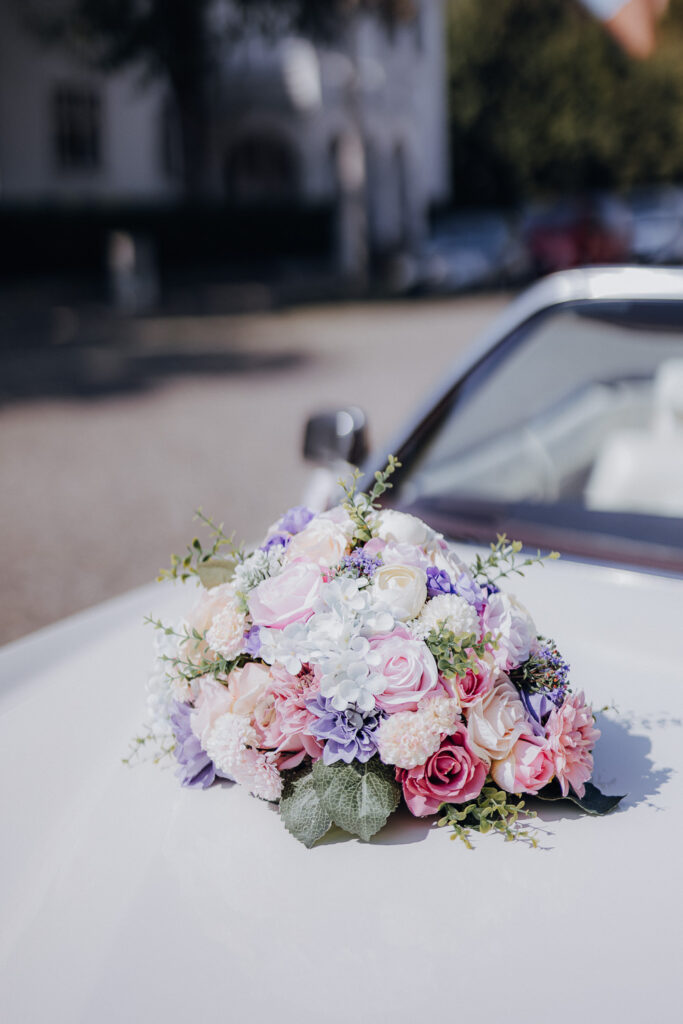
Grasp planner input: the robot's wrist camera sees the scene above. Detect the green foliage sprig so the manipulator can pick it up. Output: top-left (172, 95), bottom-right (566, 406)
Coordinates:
top-left (158, 509), bottom-right (243, 585)
top-left (438, 785), bottom-right (538, 849)
top-left (339, 454), bottom-right (402, 546)
top-left (144, 615), bottom-right (246, 683)
top-left (425, 626), bottom-right (494, 680)
top-left (470, 534), bottom-right (559, 587)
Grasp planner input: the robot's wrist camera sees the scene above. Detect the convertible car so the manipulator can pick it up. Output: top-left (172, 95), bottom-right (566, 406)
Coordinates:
top-left (1, 268), bottom-right (681, 1024)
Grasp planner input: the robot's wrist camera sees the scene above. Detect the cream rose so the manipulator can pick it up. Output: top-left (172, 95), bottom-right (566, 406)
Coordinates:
top-left (374, 510), bottom-right (437, 547)
top-left (465, 674), bottom-right (528, 765)
top-left (284, 517), bottom-right (349, 568)
top-left (372, 562), bottom-right (427, 621)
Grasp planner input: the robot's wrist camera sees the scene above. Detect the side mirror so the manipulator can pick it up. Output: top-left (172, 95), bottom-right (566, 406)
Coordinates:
top-left (303, 406), bottom-right (369, 466)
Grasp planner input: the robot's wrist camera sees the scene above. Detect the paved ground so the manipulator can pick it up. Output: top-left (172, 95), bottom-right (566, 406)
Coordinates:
top-left (0, 294), bottom-right (508, 645)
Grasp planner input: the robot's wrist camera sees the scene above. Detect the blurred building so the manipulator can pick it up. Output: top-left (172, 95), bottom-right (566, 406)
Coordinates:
top-left (0, 1), bottom-right (449, 275)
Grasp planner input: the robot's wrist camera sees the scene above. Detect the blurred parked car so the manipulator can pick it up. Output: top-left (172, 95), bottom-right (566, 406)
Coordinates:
top-left (522, 196), bottom-right (631, 275)
top-left (403, 209), bottom-right (530, 294)
top-left (624, 185), bottom-right (683, 265)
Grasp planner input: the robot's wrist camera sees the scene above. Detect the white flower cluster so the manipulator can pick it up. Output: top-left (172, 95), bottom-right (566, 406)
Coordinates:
top-left (409, 594), bottom-right (480, 642)
top-left (144, 628), bottom-right (181, 743)
top-left (233, 545), bottom-right (287, 595)
top-left (259, 575), bottom-right (395, 711)
top-left (205, 711), bottom-right (282, 802)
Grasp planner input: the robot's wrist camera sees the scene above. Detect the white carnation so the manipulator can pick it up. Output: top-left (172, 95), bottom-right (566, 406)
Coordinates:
top-left (377, 696), bottom-right (462, 769)
top-left (410, 594), bottom-right (480, 641)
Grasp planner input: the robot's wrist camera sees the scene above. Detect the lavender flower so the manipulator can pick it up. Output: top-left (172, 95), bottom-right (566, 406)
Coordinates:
top-left (170, 701), bottom-right (216, 789)
top-left (306, 694), bottom-right (385, 765)
top-left (510, 638), bottom-right (570, 722)
top-left (243, 625), bottom-right (261, 657)
top-left (339, 549), bottom-right (383, 580)
top-left (278, 505), bottom-right (314, 535)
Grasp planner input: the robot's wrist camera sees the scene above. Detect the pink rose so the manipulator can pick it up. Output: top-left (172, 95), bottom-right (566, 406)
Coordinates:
top-left (248, 561), bottom-right (322, 628)
top-left (455, 654), bottom-right (495, 707)
top-left (397, 724), bottom-right (487, 816)
top-left (371, 627), bottom-right (439, 713)
top-left (491, 735), bottom-right (555, 795)
top-left (227, 662), bottom-right (272, 717)
top-left (284, 517), bottom-right (349, 568)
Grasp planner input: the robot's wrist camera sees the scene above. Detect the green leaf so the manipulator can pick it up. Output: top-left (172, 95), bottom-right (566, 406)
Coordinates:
top-left (535, 779), bottom-right (625, 816)
top-left (279, 768), bottom-right (332, 848)
top-left (196, 557), bottom-right (236, 590)
top-left (312, 757), bottom-right (400, 842)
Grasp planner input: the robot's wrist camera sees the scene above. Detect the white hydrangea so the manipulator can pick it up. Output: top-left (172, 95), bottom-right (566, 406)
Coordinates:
top-left (377, 696), bottom-right (462, 769)
top-left (410, 594), bottom-right (480, 641)
top-left (318, 635), bottom-right (385, 712)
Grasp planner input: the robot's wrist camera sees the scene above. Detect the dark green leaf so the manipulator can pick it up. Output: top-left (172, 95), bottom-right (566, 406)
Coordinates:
top-left (312, 757), bottom-right (400, 842)
top-left (535, 779), bottom-right (625, 816)
top-left (279, 768), bottom-right (332, 848)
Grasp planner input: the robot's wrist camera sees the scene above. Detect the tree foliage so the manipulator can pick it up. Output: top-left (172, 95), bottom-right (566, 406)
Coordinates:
top-left (448, 0), bottom-right (683, 206)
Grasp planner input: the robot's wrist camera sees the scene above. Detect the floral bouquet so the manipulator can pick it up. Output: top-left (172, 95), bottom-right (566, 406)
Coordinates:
top-left (142, 457), bottom-right (622, 847)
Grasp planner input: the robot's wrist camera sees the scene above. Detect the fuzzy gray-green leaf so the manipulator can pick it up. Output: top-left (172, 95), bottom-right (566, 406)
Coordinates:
top-left (312, 758), bottom-right (400, 842)
top-left (196, 557), bottom-right (236, 590)
top-left (279, 769), bottom-right (332, 848)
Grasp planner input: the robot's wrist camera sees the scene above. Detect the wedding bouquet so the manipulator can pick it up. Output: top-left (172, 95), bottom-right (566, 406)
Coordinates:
top-left (142, 457), bottom-right (621, 847)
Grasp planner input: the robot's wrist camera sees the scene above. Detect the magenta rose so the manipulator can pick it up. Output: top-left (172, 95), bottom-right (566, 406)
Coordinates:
top-left (248, 562), bottom-right (322, 629)
top-left (397, 724), bottom-right (487, 816)
top-left (371, 627), bottom-right (439, 714)
top-left (455, 655), bottom-right (495, 707)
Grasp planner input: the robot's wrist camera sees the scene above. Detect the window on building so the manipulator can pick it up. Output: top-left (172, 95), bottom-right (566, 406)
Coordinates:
top-left (53, 84), bottom-right (102, 172)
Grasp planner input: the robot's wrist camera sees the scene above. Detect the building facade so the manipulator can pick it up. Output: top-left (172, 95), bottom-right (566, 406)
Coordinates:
top-left (0, 1), bottom-right (449, 266)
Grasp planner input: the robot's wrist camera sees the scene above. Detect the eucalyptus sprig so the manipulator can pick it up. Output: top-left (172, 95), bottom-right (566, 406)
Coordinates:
top-left (470, 533), bottom-right (559, 587)
top-left (425, 626), bottom-right (494, 680)
top-left (143, 614), bottom-right (246, 683)
top-left (438, 786), bottom-right (538, 849)
top-left (339, 454), bottom-right (402, 546)
top-left (158, 508), bottom-right (243, 584)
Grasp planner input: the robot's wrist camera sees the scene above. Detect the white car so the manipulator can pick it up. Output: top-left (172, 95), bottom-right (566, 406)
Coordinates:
top-left (2, 268), bottom-right (682, 1024)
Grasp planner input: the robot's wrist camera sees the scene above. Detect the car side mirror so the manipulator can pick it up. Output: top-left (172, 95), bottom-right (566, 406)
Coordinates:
top-left (303, 406), bottom-right (369, 467)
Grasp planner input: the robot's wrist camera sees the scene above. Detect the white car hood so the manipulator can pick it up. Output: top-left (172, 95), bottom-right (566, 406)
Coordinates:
top-left (1, 553), bottom-right (682, 1023)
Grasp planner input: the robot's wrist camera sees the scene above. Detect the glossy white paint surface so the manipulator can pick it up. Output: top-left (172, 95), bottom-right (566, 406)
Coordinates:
top-left (1, 555), bottom-right (682, 1023)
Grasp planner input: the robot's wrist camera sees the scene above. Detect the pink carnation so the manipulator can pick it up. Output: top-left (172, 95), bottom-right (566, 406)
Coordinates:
top-left (258, 666), bottom-right (323, 769)
top-left (545, 691), bottom-right (600, 798)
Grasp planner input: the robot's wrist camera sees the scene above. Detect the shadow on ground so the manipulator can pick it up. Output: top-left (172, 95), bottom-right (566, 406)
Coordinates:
top-left (0, 344), bottom-right (311, 403)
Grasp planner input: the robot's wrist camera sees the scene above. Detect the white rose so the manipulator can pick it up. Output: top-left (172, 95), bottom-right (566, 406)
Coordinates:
top-left (429, 543), bottom-right (468, 578)
top-left (374, 510), bottom-right (436, 547)
top-left (465, 674), bottom-right (528, 764)
top-left (372, 562), bottom-right (427, 621)
top-left (284, 517), bottom-right (349, 568)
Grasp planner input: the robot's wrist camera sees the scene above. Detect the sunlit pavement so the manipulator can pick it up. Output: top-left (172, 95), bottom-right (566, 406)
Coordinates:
top-left (0, 294), bottom-right (508, 644)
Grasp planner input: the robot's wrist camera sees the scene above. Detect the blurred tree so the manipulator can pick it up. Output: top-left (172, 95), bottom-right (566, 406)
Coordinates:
top-left (448, 0), bottom-right (683, 206)
top-left (20, 0), bottom-right (413, 198)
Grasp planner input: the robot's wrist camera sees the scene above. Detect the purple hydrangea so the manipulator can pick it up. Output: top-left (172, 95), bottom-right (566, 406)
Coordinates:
top-left (170, 701), bottom-right (216, 789)
top-left (278, 505), bottom-right (315, 535)
top-left (261, 533), bottom-right (289, 552)
top-left (453, 572), bottom-right (487, 613)
top-left (306, 694), bottom-right (384, 765)
top-left (243, 625), bottom-right (261, 657)
top-left (426, 567), bottom-right (456, 598)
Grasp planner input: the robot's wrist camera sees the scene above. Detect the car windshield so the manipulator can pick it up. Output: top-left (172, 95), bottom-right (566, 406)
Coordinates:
top-left (391, 299), bottom-right (683, 572)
